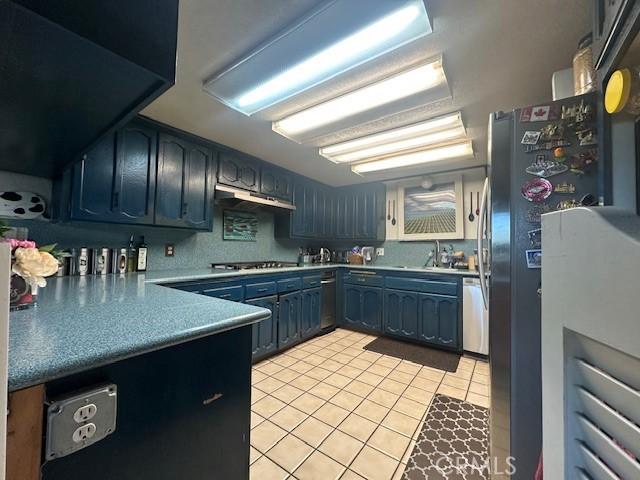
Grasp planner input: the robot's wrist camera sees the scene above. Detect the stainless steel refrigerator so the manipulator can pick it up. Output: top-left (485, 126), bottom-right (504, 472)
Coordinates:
top-left (477, 92), bottom-right (600, 478)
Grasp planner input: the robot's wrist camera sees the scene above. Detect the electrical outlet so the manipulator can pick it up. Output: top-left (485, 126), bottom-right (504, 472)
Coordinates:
top-left (72, 423), bottom-right (97, 443)
top-left (73, 404), bottom-right (97, 423)
top-left (165, 244), bottom-right (175, 257)
top-left (376, 248), bottom-right (385, 256)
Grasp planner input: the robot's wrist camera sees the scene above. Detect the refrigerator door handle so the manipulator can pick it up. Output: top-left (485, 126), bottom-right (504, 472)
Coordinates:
top-left (477, 177), bottom-right (489, 310)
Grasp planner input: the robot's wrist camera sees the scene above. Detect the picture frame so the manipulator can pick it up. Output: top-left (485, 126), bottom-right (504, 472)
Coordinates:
top-left (526, 249), bottom-right (542, 269)
top-left (397, 176), bottom-right (465, 241)
top-left (223, 210), bottom-right (258, 241)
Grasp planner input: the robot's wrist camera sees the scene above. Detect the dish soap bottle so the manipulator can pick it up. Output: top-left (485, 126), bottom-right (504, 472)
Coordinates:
top-left (137, 236), bottom-right (148, 272)
top-left (126, 235), bottom-right (137, 272)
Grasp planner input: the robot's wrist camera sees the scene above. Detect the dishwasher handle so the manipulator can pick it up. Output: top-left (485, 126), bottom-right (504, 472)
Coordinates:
top-left (320, 279), bottom-right (336, 285)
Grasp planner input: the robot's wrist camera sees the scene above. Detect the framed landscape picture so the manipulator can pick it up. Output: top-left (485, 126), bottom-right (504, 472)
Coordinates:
top-left (223, 210), bottom-right (258, 241)
top-left (397, 177), bottom-right (464, 240)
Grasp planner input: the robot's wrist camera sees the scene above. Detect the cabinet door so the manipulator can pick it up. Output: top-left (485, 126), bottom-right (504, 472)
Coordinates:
top-left (291, 181), bottom-right (317, 237)
top-left (361, 287), bottom-right (383, 331)
top-left (436, 295), bottom-right (458, 347)
top-left (417, 294), bottom-right (439, 344)
top-left (113, 122), bottom-right (157, 224)
top-left (335, 192), bottom-right (354, 239)
top-left (71, 132), bottom-right (118, 221)
top-left (301, 287), bottom-right (321, 339)
top-left (384, 289), bottom-right (418, 339)
top-left (247, 295), bottom-right (278, 360)
top-left (183, 144), bottom-right (214, 229)
top-left (343, 285), bottom-right (363, 327)
top-left (316, 188), bottom-right (334, 238)
top-left (418, 293), bottom-right (459, 349)
top-left (278, 291), bottom-right (300, 348)
top-left (156, 133), bottom-right (214, 229)
top-left (261, 168), bottom-right (292, 202)
top-left (218, 151), bottom-right (258, 192)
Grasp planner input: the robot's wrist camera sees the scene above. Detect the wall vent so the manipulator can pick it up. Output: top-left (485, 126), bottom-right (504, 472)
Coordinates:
top-left (565, 330), bottom-right (640, 479)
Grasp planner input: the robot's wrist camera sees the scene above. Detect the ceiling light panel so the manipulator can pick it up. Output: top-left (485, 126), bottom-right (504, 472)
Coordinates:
top-left (203, 0), bottom-right (431, 115)
top-left (351, 140), bottom-right (474, 174)
top-left (272, 57), bottom-right (450, 142)
top-left (319, 112), bottom-right (465, 163)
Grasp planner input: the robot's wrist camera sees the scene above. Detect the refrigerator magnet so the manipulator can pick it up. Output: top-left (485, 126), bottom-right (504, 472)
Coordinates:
top-left (525, 249), bottom-right (542, 269)
top-left (554, 182), bottom-right (575, 194)
top-left (528, 228), bottom-right (542, 248)
top-left (539, 123), bottom-right (565, 141)
top-left (524, 139), bottom-right (571, 153)
top-left (525, 158), bottom-right (568, 178)
top-left (521, 131), bottom-right (541, 145)
top-left (521, 178), bottom-right (553, 202)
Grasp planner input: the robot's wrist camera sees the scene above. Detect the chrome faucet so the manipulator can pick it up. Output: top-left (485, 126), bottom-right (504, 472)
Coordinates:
top-left (425, 240), bottom-right (441, 267)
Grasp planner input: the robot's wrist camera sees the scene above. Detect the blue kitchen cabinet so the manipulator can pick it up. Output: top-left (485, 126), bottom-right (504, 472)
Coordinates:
top-left (155, 133), bottom-right (215, 230)
top-left (260, 166), bottom-right (293, 202)
top-left (417, 293), bottom-right (459, 349)
top-left (247, 295), bottom-right (278, 360)
top-left (218, 151), bottom-right (259, 192)
top-left (316, 187), bottom-right (334, 238)
top-left (278, 290), bottom-right (301, 348)
top-left (69, 121), bottom-right (157, 224)
top-left (292, 180), bottom-right (318, 238)
top-left (383, 289), bottom-right (419, 339)
top-left (300, 287), bottom-right (321, 339)
top-left (335, 191), bottom-right (354, 239)
top-left (342, 284), bottom-right (382, 332)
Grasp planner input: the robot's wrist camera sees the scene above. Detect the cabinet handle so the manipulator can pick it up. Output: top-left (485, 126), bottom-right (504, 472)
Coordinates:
top-left (258, 288), bottom-right (268, 292)
top-left (182, 202), bottom-right (189, 216)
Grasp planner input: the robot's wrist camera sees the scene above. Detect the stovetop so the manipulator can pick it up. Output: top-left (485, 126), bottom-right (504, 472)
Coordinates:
top-left (210, 261), bottom-right (299, 270)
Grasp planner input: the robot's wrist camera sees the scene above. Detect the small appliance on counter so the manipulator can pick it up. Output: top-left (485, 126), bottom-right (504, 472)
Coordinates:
top-left (361, 246), bottom-right (377, 265)
top-left (298, 248), bottom-right (312, 265)
top-left (331, 250), bottom-right (350, 264)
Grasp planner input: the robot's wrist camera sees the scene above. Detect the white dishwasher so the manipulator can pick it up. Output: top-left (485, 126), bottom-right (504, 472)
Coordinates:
top-left (463, 277), bottom-right (489, 355)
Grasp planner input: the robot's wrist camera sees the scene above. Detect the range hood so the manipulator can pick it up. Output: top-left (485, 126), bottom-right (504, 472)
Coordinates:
top-left (215, 184), bottom-right (296, 212)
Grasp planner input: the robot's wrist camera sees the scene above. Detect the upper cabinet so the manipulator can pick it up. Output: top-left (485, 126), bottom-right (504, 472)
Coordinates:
top-left (69, 121), bottom-right (157, 225)
top-left (57, 118), bottom-right (214, 231)
top-left (218, 152), bottom-right (259, 192)
top-left (0, 0), bottom-right (178, 178)
top-left (156, 134), bottom-right (215, 230)
top-left (276, 180), bottom-right (385, 242)
top-left (260, 166), bottom-right (293, 202)
top-left (593, 0), bottom-right (640, 75)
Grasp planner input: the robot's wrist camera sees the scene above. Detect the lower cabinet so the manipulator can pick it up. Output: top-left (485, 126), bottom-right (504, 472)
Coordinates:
top-left (278, 290), bottom-right (301, 348)
top-left (247, 295), bottom-right (278, 360)
top-left (301, 287), bottom-right (322, 338)
top-left (343, 285), bottom-right (383, 332)
top-left (383, 289), bottom-right (419, 339)
top-left (417, 293), bottom-right (459, 348)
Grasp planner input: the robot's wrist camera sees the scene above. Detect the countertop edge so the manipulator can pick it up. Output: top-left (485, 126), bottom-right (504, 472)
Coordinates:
top-left (9, 308), bottom-right (270, 392)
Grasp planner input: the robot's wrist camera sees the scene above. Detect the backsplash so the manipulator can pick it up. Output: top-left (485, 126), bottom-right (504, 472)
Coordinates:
top-left (10, 209), bottom-right (300, 271)
top-left (375, 240), bottom-right (477, 268)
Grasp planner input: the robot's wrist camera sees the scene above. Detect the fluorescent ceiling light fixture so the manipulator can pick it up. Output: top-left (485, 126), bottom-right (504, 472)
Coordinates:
top-left (351, 140), bottom-right (474, 174)
top-left (273, 59), bottom-right (446, 138)
top-left (319, 112), bottom-right (465, 163)
top-left (203, 0), bottom-right (432, 115)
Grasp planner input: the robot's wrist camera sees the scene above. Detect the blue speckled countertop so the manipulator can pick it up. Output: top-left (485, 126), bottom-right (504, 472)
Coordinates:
top-left (145, 263), bottom-right (481, 284)
top-left (9, 275), bottom-right (270, 392)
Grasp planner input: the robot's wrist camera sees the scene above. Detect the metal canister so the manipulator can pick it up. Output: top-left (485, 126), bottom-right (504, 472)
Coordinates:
top-left (92, 248), bottom-right (110, 275)
top-left (116, 248), bottom-right (128, 274)
top-left (77, 248), bottom-right (90, 276)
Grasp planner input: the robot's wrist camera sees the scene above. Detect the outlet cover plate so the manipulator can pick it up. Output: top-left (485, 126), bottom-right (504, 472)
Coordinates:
top-left (45, 383), bottom-right (117, 460)
top-left (376, 248), bottom-right (385, 256)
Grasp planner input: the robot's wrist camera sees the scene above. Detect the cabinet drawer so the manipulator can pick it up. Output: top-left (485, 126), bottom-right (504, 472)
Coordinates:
top-left (302, 275), bottom-right (322, 289)
top-left (343, 272), bottom-right (384, 287)
top-left (201, 285), bottom-right (244, 302)
top-left (245, 281), bottom-right (277, 299)
top-left (385, 276), bottom-right (457, 296)
top-left (277, 277), bottom-right (302, 293)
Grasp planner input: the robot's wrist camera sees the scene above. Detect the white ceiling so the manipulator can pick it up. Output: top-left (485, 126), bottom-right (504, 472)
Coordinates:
top-left (142, 0), bottom-right (592, 186)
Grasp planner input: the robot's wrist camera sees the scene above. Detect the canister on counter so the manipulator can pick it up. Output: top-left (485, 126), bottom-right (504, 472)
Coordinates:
top-left (77, 248), bottom-right (90, 276)
top-left (92, 247), bottom-right (110, 275)
top-left (68, 248), bottom-right (78, 276)
top-left (116, 248), bottom-right (128, 274)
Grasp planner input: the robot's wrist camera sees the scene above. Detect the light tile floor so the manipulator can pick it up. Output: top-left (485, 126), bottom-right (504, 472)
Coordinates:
top-left (250, 328), bottom-right (490, 480)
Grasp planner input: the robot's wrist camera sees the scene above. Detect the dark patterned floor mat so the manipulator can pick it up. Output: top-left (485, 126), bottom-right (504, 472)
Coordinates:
top-left (363, 337), bottom-right (460, 372)
top-left (403, 394), bottom-right (490, 480)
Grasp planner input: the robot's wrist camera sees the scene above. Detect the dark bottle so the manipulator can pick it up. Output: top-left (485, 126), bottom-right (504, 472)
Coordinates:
top-left (126, 235), bottom-right (137, 273)
top-left (137, 236), bottom-right (148, 272)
